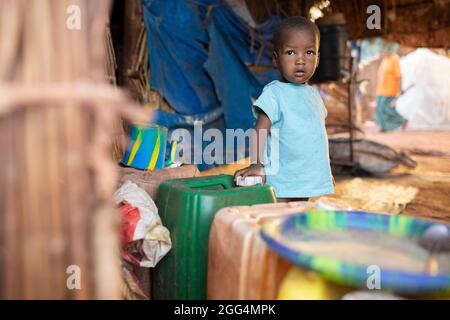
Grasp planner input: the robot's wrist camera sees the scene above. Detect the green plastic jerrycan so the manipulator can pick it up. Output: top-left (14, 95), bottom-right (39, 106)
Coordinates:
top-left (152, 174), bottom-right (276, 300)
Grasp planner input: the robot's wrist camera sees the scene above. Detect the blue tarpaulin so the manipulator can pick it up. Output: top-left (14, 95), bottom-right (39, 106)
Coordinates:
top-left (141, 0), bottom-right (217, 115)
top-left (141, 0), bottom-right (281, 169)
top-left (205, 6), bottom-right (280, 130)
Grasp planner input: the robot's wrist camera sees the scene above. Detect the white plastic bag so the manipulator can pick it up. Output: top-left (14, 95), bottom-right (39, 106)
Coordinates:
top-left (114, 181), bottom-right (171, 268)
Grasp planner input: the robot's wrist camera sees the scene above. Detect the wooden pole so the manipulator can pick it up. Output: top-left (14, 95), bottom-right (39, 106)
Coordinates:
top-left (0, 0), bottom-right (145, 299)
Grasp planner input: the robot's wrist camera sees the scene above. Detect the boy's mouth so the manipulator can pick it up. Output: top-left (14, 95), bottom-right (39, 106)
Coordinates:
top-left (294, 70), bottom-right (306, 77)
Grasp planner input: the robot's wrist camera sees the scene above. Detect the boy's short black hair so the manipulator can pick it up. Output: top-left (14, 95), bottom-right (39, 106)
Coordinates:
top-left (273, 16), bottom-right (320, 52)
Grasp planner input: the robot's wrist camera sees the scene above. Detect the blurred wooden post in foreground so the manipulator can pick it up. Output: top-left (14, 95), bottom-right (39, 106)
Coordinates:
top-left (0, 0), bottom-right (145, 299)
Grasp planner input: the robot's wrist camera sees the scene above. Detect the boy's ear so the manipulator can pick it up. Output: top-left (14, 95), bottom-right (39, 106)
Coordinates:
top-left (273, 50), bottom-right (279, 67)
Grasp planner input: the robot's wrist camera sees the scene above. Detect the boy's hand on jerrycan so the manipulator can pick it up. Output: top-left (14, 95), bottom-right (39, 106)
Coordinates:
top-left (234, 163), bottom-right (266, 186)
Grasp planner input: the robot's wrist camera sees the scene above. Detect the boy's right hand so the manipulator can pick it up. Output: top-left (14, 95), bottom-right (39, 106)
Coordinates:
top-left (234, 163), bottom-right (266, 185)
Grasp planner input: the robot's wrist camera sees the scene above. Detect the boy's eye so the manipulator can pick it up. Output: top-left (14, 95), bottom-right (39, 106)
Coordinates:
top-left (286, 50), bottom-right (295, 55)
top-left (306, 50), bottom-right (316, 56)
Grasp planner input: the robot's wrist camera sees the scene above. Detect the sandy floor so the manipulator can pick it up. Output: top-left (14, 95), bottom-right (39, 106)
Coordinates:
top-left (360, 130), bottom-right (450, 223)
top-left (199, 130), bottom-right (450, 224)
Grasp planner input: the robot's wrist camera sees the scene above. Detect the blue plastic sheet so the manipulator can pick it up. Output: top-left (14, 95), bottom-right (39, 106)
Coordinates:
top-left (141, 0), bottom-right (218, 114)
top-left (141, 0), bottom-right (281, 169)
top-left (205, 6), bottom-right (280, 130)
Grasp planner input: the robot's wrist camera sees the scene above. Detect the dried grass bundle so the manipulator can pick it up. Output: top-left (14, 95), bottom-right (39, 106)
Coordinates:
top-left (0, 0), bottom-right (146, 299)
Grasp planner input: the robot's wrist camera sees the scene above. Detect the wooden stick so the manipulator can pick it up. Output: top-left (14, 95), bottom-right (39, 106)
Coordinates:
top-left (0, 83), bottom-right (148, 123)
top-left (0, 0), bottom-right (123, 300)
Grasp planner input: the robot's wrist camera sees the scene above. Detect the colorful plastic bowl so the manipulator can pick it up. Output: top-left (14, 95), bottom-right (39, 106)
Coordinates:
top-left (261, 210), bottom-right (450, 294)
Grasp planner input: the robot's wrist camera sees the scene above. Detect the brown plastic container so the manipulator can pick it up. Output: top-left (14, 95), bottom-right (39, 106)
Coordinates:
top-left (207, 201), bottom-right (318, 300)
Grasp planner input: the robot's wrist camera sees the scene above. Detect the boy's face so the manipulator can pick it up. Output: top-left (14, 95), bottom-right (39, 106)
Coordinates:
top-left (274, 28), bottom-right (319, 84)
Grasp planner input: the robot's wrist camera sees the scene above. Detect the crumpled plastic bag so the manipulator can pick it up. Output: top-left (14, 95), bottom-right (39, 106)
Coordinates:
top-left (114, 181), bottom-right (171, 268)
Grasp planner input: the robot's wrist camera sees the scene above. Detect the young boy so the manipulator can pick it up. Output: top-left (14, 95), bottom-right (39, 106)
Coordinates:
top-left (234, 16), bottom-right (334, 202)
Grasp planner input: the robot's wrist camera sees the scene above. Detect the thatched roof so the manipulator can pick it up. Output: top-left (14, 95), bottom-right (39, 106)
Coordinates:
top-left (245, 0), bottom-right (450, 48)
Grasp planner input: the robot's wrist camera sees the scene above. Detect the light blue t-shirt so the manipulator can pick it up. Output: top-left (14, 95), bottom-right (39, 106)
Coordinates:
top-left (253, 80), bottom-right (334, 198)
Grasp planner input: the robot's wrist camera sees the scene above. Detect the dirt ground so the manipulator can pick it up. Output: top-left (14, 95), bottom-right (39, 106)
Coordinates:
top-left (359, 130), bottom-right (450, 223)
top-left (200, 130), bottom-right (450, 224)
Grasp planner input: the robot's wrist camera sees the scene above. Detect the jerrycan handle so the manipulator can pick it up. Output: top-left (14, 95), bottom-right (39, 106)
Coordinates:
top-left (184, 175), bottom-right (233, 190)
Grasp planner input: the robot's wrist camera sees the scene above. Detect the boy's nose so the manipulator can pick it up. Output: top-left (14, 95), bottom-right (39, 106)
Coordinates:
top-left (295, 57), bottom-right (305, 65)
